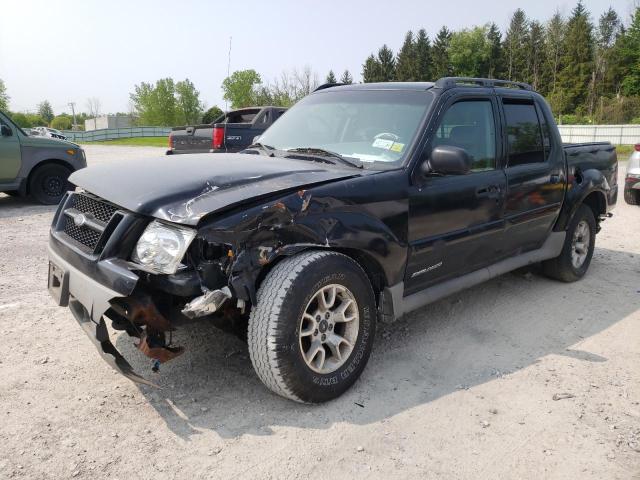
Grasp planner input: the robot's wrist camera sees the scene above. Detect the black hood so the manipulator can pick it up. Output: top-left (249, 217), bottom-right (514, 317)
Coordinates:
top-left (70, 153), bottom-right (364, 226)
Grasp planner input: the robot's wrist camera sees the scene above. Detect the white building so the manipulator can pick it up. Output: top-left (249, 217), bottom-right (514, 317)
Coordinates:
top-left (85, 115), bottom-right (133, 131)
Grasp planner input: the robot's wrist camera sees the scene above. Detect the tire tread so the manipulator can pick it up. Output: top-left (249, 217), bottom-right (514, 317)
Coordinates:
top-left (248, 250), bottom-right (347, 403)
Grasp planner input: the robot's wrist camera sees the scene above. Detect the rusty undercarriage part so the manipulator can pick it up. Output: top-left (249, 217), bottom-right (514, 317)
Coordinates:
top-left (109, 293), bottom-right (185, 370)
top-left (136, 331), bottom-right (184, 371)
top-left (181, 287), bottom-right (232, 318)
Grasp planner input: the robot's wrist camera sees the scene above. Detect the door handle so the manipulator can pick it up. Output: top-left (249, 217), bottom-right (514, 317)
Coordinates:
top-left (550, 174), bottom-right (561, 184)
top-left (476, 185), bottom-right (501, 199)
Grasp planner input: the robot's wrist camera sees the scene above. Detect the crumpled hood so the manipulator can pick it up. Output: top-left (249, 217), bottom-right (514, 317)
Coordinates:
top-left (70, 153), bottom-right (364, 226)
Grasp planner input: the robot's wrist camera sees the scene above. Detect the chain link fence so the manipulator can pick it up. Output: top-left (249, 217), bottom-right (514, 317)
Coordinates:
top-left (60, 124), bottom-right (640, 145)
top-left (62, 126), bottom-right (171, 142)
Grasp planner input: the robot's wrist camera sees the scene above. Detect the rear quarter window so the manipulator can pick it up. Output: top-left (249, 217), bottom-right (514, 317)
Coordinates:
top-left (503, 101), bottom-right (545, 166)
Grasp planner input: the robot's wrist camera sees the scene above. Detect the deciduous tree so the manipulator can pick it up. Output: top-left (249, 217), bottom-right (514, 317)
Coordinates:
top-left (222, 69), bottom-right (262, 109)
top-left (0, 79), bottom-right (9, 111)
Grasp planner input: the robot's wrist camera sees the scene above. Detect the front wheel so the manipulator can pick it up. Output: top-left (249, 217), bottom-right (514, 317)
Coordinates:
top-left (248, 251), bottom-right (376, 403)
top-left (542, 205), bottom-right (596, 282)
top-left (29, 163), bottom-right (72, 205)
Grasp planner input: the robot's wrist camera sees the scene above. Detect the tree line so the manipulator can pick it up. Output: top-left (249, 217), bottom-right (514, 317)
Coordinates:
top-left (2, 2), bottom-right (639, 127)
top-left (358, 2), bottom-right (640, 124)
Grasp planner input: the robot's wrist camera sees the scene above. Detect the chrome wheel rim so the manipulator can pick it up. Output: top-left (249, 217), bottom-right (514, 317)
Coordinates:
top-left (299, 284), bottom-right (359, 374)
top-left (571, 220), bottom-right (590, 269)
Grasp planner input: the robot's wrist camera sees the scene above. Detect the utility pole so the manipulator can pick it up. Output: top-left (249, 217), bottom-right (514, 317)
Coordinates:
top-left (68, 102), bottom-right (77, 130)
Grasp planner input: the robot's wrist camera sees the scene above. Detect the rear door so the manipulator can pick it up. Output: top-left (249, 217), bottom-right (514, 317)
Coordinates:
top-left (498, 96), bottom-right (565, 254)
top-left (405, 93), bottom-right (507, 294)
top-left (0, 117), bottom-right (21, 182)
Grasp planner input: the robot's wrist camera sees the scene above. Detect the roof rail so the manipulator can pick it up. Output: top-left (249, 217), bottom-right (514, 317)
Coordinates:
top-left (434, 77), bottom-right (532, 91)
top-left (313, 82), bottom-right (346, 92)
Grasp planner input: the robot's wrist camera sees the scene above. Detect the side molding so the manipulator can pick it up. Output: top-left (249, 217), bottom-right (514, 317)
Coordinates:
top-left (383, 232), bottom-right (566, 321)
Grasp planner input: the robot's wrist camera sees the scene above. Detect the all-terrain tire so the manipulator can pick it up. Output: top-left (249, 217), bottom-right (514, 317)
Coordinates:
top-left (624, 186), bottom-right (640, 206)
top-left (248, 251), bottom-right (376, 403)
top-left (542, 204), bottom-right (596, 282)
top-left (29, 163), bottom-right (72, 205)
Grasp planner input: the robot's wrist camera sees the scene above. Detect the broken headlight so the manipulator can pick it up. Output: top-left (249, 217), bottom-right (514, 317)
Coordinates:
top-left (132, 220), bottom-right (196, 274)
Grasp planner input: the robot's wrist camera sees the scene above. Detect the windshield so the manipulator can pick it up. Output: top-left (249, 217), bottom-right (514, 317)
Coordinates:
top-left (259, 89), bottom-right (434, 169)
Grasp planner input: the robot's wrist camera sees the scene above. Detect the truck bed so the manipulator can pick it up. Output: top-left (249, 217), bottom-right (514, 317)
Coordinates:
top-left (168, 106), bottom-right (286, 155)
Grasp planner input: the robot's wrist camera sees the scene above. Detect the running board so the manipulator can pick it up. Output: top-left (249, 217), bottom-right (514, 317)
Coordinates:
top-left (385, 232), bottom-right (566, 321)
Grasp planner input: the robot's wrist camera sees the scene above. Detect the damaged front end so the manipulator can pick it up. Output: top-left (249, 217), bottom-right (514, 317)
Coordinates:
top-left (47, 191), bottom-right (247, 386)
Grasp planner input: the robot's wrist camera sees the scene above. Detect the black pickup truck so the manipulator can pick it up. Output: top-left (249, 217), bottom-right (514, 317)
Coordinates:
top-left (167, 106), bottom-right (287, 155)
top-left (47, 78), bottom-right (617, 403)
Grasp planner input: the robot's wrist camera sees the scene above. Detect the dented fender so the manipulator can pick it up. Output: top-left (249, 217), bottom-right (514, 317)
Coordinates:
top-left (195, 172), bottom-right (410, 303)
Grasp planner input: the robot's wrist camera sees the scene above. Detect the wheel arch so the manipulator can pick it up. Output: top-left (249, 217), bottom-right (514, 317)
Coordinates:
top-left (253, 245), bottom-right (388, 304)
top-left (26, 158), bottom-right (74, 194)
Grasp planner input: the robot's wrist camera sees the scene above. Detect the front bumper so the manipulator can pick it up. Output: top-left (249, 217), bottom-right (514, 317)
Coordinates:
top-left (48, 242), bottom-right (155, 386)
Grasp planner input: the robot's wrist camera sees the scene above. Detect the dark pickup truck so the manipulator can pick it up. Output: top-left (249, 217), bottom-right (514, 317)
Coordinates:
top-left (48, 78), bottom-right (617, 403)
top-left (167, 106), bottom-right (287, 155)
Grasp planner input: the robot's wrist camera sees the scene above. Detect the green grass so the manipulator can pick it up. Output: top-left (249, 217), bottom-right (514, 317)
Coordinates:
top-left (79, 137), bottom-right (168, 147)
top-left (616, 145), bottom-right (636, 157)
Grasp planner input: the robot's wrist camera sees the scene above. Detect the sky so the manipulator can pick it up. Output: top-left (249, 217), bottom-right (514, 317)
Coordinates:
top-left (0, 0), bottom-right (634, 117)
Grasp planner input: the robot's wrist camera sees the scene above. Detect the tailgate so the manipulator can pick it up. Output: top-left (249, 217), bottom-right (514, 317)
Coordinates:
top-left (172, 125), bottom-right (213, 152)
top-left (220, 124), bottom-right (266, 152)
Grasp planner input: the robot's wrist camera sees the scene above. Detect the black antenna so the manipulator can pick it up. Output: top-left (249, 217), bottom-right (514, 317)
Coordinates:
top-left (223, 36), bottom-right (232, 152)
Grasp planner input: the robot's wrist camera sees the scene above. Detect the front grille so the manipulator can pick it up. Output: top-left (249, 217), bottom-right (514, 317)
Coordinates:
top-left (72, 193), bottom-right (117, 223)
top-left (62, 193), bottom-right (119, 252)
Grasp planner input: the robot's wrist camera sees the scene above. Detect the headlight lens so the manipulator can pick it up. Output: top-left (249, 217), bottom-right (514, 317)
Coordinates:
top-left (132, 220), bottom-right (196, 274)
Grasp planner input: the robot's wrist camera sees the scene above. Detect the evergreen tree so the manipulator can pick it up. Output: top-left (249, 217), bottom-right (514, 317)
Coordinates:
top-left (528, 20), bottom-right (545, 90)
top-left (621, 7), bottom-right (640, 96)
top-left (396, 31), bottom-right (417, 81)
top-left (377, 45), bottom-right (396, 81)
top-left (590, 8), bottom-right (621, 115)
top-left (557, 1), bottom-right (595, 114)
top-left (431, 26), bottom-right (452, 78)
top-left (486, 23), bottom-right (504, 79)
top-left (504, 9), bottom-right (529, 82)
top-left (325, 70), bottom-right (337, 84)
top-left (362, 55), bottom-right (382, 83)
top-left (543, 12), bottom-right (565, 96)
top-left (340, 69), bottom-right (353, 84)
top-left (414, 29), bottom-right (432, 80)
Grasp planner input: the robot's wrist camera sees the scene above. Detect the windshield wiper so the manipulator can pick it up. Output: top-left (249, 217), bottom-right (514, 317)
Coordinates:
top-left (285, 147), bottom-right (363, 169)
top-left (243, 142), bottom-right (276, 157)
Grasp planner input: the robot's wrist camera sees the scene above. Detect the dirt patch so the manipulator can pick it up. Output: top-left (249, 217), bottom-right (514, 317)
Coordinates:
top-left (0, 148), bottom-right (638, 479)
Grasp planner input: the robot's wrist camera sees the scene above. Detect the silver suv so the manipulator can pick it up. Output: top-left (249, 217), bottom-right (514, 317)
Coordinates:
top-left (625, 144), bottom-right (640, 205)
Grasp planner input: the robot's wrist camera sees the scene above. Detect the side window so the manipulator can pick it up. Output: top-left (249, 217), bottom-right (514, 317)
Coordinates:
top-left (503, 101), bottom-right (545, 166)
top-left (433, 100), bottom-right (496, 172)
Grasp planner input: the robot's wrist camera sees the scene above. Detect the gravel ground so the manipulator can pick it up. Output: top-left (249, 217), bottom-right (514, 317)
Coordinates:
top-left (0, 145), bottom-right (639, 479)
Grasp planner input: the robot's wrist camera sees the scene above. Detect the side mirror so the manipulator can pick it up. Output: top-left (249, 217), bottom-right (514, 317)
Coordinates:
top-left (1, 124), bottom-right (12, 137)
top-left (424, 145), bottom-right (471, 175)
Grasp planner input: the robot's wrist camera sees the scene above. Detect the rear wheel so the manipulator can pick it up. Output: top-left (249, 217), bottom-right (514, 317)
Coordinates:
top-left (29, 164), bottom-right (71, 205)
top-left (624, 186), bottom-right (640, 206)
top-left (542, 205), bottom-right (596, 282)
top-left (248, 251), bottom-right (376, 403)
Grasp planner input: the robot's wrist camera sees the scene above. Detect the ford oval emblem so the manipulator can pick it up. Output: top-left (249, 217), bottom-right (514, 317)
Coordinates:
top-left (74, 213), bottom-right (87, 227)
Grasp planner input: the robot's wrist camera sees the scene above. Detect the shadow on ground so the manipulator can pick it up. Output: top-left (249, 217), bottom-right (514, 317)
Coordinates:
top-left (112, 246), bottom-right (638, 440)
top-left (0, 193), bottom-right (57, 219)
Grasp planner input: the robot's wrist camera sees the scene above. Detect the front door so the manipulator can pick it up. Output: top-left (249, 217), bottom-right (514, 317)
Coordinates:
top-left (0, 119), bottom-right (21, 182)
top-left (406, 96), bottom-right (506, 295)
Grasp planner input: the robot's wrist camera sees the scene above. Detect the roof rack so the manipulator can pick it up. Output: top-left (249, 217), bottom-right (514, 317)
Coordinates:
top-left (313, 82), bottom-right (346, 92)
top-left (434, 77), bottom-right (532, 91)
